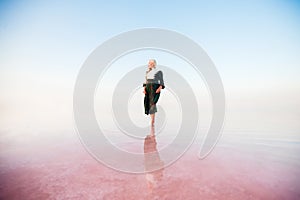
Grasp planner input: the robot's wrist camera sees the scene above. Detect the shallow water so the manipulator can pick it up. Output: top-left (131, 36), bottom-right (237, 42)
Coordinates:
top-left (0, 129), bottom-right (299, 199)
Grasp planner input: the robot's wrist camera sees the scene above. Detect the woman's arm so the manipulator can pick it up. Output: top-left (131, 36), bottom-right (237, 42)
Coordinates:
top-left (155, 71), bottom-right (164, 93)
top-left (157, 70), bottom-right (165, 89)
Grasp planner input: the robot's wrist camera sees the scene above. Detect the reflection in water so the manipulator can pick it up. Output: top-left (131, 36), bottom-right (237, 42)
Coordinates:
top-left (143, 125), bottom-right (165, 196)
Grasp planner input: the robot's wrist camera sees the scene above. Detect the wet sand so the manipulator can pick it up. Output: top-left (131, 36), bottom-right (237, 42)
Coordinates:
top-left (0, 130), bottom-right (300, 200)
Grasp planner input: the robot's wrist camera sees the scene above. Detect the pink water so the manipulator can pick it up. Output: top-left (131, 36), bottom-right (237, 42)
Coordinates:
top-left (1, 131), bottom-right (299, 199)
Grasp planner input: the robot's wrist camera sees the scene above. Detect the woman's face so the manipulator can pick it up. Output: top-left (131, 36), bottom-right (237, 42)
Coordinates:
top-left (148, 60), bottom-right (155, 69)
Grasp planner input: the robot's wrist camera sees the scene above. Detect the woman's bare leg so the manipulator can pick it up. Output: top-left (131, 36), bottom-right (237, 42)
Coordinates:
top-left (150, 113), bottom-right (155, 126)
top-left (150, 124), bottom-right (155, 136)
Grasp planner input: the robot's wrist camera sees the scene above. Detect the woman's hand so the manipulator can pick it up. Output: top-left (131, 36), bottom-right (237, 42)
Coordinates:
top-left (156, 86), bottom-right (162, 93)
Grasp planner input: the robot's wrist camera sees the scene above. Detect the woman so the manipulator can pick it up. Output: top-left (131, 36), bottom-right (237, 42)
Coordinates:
top-left (143, 59), bottom-right (165, 126)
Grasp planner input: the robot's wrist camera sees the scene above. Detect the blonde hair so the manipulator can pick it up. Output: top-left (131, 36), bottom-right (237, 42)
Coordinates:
top-left (149, 59), bottom-right (157, 67)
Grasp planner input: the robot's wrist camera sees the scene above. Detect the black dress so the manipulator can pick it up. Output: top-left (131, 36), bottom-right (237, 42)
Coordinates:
top-left (143, 68), bottom-right (165, 115)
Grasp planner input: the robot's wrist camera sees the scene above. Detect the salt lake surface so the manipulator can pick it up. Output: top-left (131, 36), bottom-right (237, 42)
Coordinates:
top-left (0, 128), bottom-right (299, 199)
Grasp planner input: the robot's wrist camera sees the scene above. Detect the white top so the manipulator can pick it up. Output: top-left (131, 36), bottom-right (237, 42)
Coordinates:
top-left (144, 67), bottom-right (165, 89)
top-left (146, 67), bottom-right (158, 79)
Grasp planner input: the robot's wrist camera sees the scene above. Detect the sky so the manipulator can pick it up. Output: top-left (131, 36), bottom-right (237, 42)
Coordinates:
top-left (0, 0), bottom-right (300, 136)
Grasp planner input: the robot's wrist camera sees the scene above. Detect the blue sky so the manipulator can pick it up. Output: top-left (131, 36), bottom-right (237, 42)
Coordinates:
top-left (0, 0), bottom-right (299, 133)
top-left (1, 0), bottom-right (300, 81)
